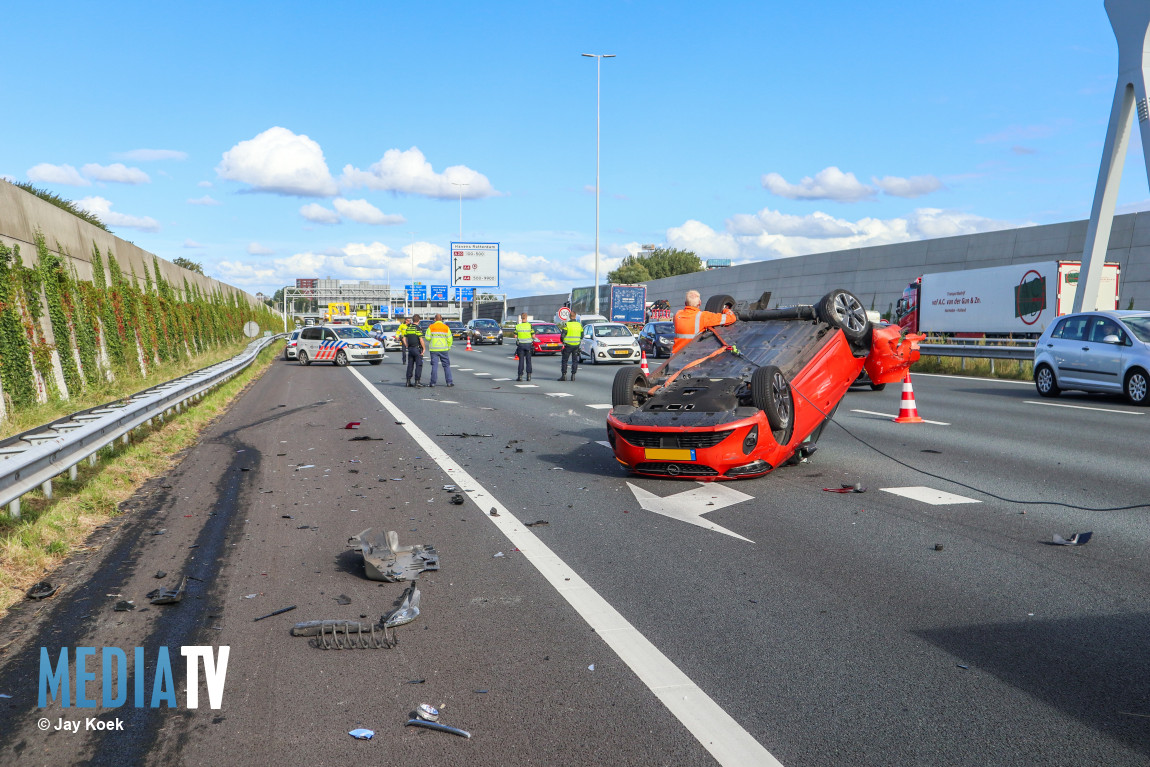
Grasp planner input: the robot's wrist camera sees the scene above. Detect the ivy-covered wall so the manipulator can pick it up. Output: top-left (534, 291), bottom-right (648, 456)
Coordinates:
top-left (0, 232), bottom-right (277, 415)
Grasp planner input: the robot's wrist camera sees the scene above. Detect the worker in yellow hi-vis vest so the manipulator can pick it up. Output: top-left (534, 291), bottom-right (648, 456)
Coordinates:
top-left (515, 313), bottom-right (535, 381)
top-left (426, 314), bottom-right (454, 387)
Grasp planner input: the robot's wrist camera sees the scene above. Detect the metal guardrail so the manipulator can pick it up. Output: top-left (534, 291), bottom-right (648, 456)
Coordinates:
top-left (918, 343), bottom-right (1035, 361)
top-left (0, 334), bottom-right (281, 519)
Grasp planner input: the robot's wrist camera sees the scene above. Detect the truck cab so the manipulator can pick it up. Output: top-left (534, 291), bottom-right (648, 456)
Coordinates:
top-left (895, 278), bottom-right (921, 334)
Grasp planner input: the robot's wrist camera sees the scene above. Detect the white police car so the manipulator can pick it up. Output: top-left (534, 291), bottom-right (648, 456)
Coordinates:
top-left (297, 325), bottom-right (385, 366)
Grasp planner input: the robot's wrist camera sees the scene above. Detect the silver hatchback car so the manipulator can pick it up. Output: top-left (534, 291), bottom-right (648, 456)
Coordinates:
top-left (1033, 310), bottom-right (1150, 404)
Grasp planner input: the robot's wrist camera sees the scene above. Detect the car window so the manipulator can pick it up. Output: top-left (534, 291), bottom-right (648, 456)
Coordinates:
top-left (583, 326), bottom-right (593, 338)
top-left (1121, 315), bottom-right (1150, 343)
top-left (289, 330), bottom-right (300, 340)
top-left (654, 323), bottom-right (673, 335)
top-left (474, 319), bottom-right (498, 328)
top-left (335, 327), bottom-right (369, 338)
top-left (323, 329), bottom-right (338, 340)
top-left (532, 324), bottom-right (560, 335)
top-left (379, 323), bottom-right (399, 332)
top-left (1054, 316), bottom-right (1088, 342)
top-left (594, 325), bottom-right (630, 338)
top-left (301, 327), bottom-right (321, 340)
top-left (1087, 316), bottom-right (1125, 344)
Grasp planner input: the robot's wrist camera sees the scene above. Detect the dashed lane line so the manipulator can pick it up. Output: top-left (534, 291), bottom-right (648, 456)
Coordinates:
top-left (347, 365), bottom-right (782, 767)
top-left (586, 404), bottom-right (613, 410)
top-left (547, 392), bottom-right (574, 398)
top-left (515, 384), bottom-right (539, 388)
top-left (1023, 400), bottom-right (1143, 416)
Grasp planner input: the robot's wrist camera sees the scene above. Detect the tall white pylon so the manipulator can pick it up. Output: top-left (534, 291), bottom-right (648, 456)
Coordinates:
top-left (1075, 0), bottom-right (1150, 313)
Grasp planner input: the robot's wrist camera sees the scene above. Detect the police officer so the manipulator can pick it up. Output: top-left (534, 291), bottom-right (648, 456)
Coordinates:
top-left (558, 315), bottom-right (583, 381)
top-left (397, 317), bottom-right (410, 365)
top-left (514, 312), bottom-right (535, 381)
top-left (426, 313), bottom-right (454, 387)
top-left (404, 314), bottom-right (426, 387)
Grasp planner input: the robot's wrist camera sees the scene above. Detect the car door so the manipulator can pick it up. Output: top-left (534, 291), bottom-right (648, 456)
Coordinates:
top-left (579, 325), bottom-right (595, 359)
top-left (298, 327), bottom-right (321, 360)
top-left (1047, 315), bottom-right (1089, 387)
top-left (1079, 315), bottom-right (1128, 391)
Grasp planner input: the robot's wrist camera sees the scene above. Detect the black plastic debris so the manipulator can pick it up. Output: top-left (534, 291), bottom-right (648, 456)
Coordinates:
top-left (450, 495), bottom-right (465, 505)
top-left (253, 605), bottom-right (296, 622)
top-left (154, 571), bottom-right (168, 579)
top-left (113, 600), bottom-right (134, 612)
top-left (934, 544), bottom-right (945, 552)
top-left (437, 433), bottom-right (493, 438)
top-left (152, 529), bottom-right (167, 536)
top-left (405, 719), bottom-right (471, 739)
top-left (921, 449), bottom-right (942, 454)
top-left (525, 520), bottom-right (549, 527)
top-left (406, 679), bottom-right (426, 684)
top-left (1052, 532), bottom-right (1093, 546)
top-left (26, 581), bottom-right (57, 600)
top-left (349, 435), bottom-right (384, 441)
top-left (489, 508), bottom-right (499, 517)
top-left (336, 594), bottom-right (352, 605)
top-left (147, 576), bottom-right (187, 605)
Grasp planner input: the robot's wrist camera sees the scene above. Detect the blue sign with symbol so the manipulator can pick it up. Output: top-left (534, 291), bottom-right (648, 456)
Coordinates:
top-left (430, 285), bottom-right (449, 301)
top-left (405, 284), bottom-right (427, 301)
top-left (454, 287), bottom-right (474, 301)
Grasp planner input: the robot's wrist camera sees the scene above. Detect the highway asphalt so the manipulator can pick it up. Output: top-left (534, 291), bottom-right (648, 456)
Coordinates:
top-left (1, 345), bottom-right (1147, 766)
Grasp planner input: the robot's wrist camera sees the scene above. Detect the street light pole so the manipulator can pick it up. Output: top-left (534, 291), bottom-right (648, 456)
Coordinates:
top-left (409, 231), bottom-right (416, 319)
top-left (451, 182), bottom-right (469, 241)
top-left (582, 52), bottom-right (614, 316)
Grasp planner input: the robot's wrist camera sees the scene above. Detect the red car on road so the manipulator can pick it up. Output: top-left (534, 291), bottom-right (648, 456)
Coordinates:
top-left (606, 289), bottom-right (923, 480)
top-left (529, 321), bottom-right (564, 355)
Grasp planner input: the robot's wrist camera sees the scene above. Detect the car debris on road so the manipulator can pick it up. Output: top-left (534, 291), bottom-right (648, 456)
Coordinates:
top-left (1052, 532), bottom-right (1093, 546)
top-left (348, 529), bottom-right (440, 582)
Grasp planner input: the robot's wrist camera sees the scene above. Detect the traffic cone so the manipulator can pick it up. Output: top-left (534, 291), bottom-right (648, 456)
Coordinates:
top-left (466, 336), bottom-right (473, 351)
top-left (893, 372), bottom-right (925, 424)
top-left (640, 350), bottom-right (651, 377)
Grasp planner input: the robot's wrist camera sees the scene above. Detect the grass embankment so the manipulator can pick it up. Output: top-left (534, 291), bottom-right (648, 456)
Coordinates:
top-left (911, 354), bottom-right (1033, 381)
top-left (0, 343), bottom-right (277, 619)
top-left (0, 339), bottom-right (262, 441)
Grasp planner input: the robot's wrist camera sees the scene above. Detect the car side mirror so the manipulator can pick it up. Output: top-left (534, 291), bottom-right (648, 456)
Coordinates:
top-left (1103, 334), bottom-right (1122, 344)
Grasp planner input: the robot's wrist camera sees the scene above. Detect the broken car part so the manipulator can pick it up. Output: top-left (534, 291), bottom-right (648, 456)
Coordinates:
top-left (416, 703), bottom-right (440, 722)
top-left (26, 581), bottom-right (58, 600)
top-left (348, 529), bottom-right (439, 582)
top-left (1052, 532), bottom-right (1093, 546)
top-left (147, 576), bottom-right (188, 605)
top-left (253, 605), bottom-right (297, 622)
top-left (404, 719), bottom-right (471, 739)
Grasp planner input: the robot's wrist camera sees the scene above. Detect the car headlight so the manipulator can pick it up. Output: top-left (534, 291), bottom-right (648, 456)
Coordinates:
top-left (596, 340), bottom-right (608, 348)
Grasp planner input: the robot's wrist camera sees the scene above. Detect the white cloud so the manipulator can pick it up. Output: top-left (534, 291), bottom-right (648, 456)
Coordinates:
top-left (183, 239), bottom-right (206, 248)
top-left (187, 195), bottom-right (221, 206)
top-left (333, 198), bottom-right (405, 225)
top-left (80, 163), bottom-right (150, 184)
top-left (300, 203), bottom-right (340, 224)
top-left (667, 206), bottom-right (1019, 264)
top-left (197, 180), bottom-right (213, 188)
top-left (340, 147), bottom-right (499, 199)
top-left (74, 196), bottom-right (160, 232)
top-left (762, 166), bottom-right (874, 202)
top-left (216, 126), bottom-right (338, 196)
top-left (114, 149), bottom-right (188, 162)
top-left (27, 163), bottom-right (90, 186)
top-left (248, 242), bottom-right (275, 255)
top-left (872, 174), bottom-right (943, 198)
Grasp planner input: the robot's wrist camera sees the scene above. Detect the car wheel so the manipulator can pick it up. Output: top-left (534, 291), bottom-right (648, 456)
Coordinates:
top-left (816, 289), bottom-right (872, 349)
top-left (335, 350), bottom-right (349, 367)
top-left (1124, 367), bottom-right (1149, 405)
top-left (298, 350), bottom-right (310, 366)
top-left (704, 294), bottom-right (736, 314)
top-left (751, 365), bottom-right (792, 432)
top-left (869, 383), bottom-right (886, 391)
top-left (1034, 363), bottom-right (1060, 398)
top-left (612, 367), bottom-right (649, 407)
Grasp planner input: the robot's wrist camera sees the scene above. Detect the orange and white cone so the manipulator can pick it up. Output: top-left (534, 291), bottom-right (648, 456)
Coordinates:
top-left (893, 372), bottom-right (925, 423)
top-left (465, 336), bottom-right (473, 351)
top-left (639, 350), bottom-right (651, 377)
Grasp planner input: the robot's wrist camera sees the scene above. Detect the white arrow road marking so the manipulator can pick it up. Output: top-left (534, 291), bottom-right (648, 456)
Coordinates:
top-left (880, 486), bottom-right (980, 505)
top-left (595, 440), bottom-right (612, 448)
top-left (626, 482), bottom-right (755, 543)
top-left (586, 403), bottom-right (613, 410)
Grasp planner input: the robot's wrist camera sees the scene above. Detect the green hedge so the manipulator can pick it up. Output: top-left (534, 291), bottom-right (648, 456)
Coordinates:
top-left (0, 232), bottom-right (278, 412)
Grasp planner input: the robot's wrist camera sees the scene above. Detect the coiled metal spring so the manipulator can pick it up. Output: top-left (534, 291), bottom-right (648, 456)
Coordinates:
top-left (305, 620), bottom-right (397, 649)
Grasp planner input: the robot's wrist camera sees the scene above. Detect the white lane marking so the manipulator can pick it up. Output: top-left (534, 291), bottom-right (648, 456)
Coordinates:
top-left (515, 384), bottom-right (538, 388)
top-left (494, 377), bottom-right (512, 381)
top-left (880, 486), bottom-right (981, 505)
top-left (911, 372), bottom-right (1033, 386)
top-left (850, 409), bottom-right (950, 426)
top-left (474, 372), bottom-right (492, 376)
top-left (347, 366), bottom-right (781, 767)
top-left (586, 404), bottom-right (613, 410)
top-left (1023, 400), bottom-right (1144, 416)
top-left (457, 368), bottom-right (474, 371)
top-left (627, 482), bottom-right (754, 542)
top-left (596, 440), bottom-right (612, 448)
top-left (547, 392), bottom-right (574, 398)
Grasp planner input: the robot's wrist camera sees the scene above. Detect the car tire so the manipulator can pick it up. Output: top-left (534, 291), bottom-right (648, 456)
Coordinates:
top-left (498, 338), bottom-right (504, 345)
top-left (869, 383), bottom-right (886, 392)
top-left (612, 367), bottom-right (649, 407)
top-left (816, 289), bottom-right (872, 349)
top-left (704, 294), bottom-right (736, 314)
top-left (751, 365), bottom-right (792, 432)
top-left (1124, 367), bottom-right (1149, 405)
top-left (298, 350), bottom-right (310, 366)
top-left (335, 350), bottom-right (349, 367)
top-left (1034, 363), bottom-right (1060, 397)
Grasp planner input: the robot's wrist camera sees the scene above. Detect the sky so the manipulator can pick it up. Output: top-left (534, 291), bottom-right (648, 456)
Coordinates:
top-left (4, 1), bottom-right (1149, 300)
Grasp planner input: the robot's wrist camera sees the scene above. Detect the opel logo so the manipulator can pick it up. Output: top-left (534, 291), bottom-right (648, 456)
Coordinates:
top-left (666, 464), bottom-right (681, 476)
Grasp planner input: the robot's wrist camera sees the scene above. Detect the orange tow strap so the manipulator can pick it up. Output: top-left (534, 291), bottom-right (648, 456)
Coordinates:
top-left (649, 342), bottom-right (732, 394)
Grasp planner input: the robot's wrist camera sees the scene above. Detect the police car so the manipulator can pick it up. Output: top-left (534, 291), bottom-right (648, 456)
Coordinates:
top-left (296, 325), bottom-right (385, 366)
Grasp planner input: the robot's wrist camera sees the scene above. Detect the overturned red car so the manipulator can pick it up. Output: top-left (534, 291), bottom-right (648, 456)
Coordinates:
top-left (606, 289), bottom-right (922, 480)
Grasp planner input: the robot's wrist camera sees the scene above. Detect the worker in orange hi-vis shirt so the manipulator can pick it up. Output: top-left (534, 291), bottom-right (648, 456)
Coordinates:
top-left (671, 290), bottom-right (735, 355)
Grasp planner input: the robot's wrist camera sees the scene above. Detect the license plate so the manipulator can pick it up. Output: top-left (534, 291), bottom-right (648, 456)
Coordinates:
top-left (611, 349), bottom-right (629, 357)
top-left (644, 448), bottom-right (695, 461)
top-left (367, 350), bottom-right (380, 355)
